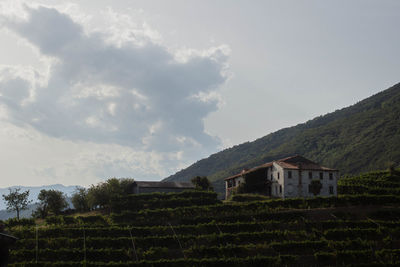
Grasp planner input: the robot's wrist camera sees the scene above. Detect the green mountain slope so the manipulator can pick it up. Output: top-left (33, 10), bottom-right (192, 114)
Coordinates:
top-left (164, 83), bottom-right (400, 194)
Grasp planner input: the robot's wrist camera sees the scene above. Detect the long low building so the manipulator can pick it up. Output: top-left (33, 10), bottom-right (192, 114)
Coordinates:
top-left (132, 181), bottom-right (195, 194)
top-left (224, 155), bottom-right (339, 200)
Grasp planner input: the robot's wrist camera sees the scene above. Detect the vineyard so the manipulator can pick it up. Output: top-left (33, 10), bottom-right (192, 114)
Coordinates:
top-left (3, 170), bottom-right (400, 266)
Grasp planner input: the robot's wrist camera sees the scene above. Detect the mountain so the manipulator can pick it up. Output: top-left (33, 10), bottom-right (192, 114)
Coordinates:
top-left (0, 184), bottom-right (78, 211)
top-left (164, 83), bottom-right (400, 194)
top-left (0, 203), bottom-right (39, 221)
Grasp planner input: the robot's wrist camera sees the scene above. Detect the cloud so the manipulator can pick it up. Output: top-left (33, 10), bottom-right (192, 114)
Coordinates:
top-left (0, 4), bottom-right (229, 161)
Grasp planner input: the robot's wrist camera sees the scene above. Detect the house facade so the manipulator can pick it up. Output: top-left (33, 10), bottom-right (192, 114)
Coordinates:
top-left (225, 155), bottom-right (339, 200)
top-left (132, 181), bottom-right (195, 194)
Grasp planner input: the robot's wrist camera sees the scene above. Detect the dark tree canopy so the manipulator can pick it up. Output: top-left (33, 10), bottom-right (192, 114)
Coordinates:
top-left (35, 189), bottom-right (68, 217)
top-left (71, 187), bottom-right (89, 212)
top-left (309, 180), bottom-right (323, 196)
top-left (191, 176), bottom-right (214, 191)
top-left (2, 188), bottom-right (31, 220)
top-left (87, 178), bottom-right (134, 211)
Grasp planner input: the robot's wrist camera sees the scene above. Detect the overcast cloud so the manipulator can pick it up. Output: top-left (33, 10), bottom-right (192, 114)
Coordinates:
top-left (0, 5), bottom-right (228, 157)
top-left (1, 1), bottom-right (399, 188)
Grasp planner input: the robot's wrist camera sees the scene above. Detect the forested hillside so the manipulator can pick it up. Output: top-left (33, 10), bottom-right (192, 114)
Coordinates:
top-left (164, 83), bottom-right (400, 194)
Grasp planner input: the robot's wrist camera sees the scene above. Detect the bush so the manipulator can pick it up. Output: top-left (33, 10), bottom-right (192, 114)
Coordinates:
top-left (231, 194), bottom-right (270, 202)
top-left (45, 216), bottom-right (64, 225)
top-left (77, 215), bottom-right (109, 226)
top-left (5, 218), bottom-right (35, 228)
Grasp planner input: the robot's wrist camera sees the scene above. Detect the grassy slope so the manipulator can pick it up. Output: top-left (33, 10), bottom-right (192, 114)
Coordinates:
top-left (164, 83), bottom-right (400, 194)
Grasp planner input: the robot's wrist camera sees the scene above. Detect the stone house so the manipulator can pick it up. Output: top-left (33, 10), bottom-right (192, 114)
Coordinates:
top-left (224, 155), bottom-right (339, 200)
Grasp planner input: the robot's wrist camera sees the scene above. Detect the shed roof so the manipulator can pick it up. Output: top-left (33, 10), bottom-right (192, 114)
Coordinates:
top-left (133, 181), bottom-right (195, 189)
top-left (0, 232), bottom-right (17, 244)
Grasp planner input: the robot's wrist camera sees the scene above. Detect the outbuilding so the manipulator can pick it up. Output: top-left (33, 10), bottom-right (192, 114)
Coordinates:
top-left (0, 232), bottom-right (17, 267)
top-left (132, 181), bottom-right (195, 194)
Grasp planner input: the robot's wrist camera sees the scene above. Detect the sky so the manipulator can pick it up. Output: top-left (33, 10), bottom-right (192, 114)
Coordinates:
top-left (0, 0), bottom-right (399, 187)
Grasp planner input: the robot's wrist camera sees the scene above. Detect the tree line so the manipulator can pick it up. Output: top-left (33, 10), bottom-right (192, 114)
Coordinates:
top-left (2, 176), bottom-right (213, 220)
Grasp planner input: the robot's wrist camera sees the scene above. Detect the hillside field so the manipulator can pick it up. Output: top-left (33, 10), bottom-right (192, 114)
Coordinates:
top-left (3, 169), bottom-right (400, 266)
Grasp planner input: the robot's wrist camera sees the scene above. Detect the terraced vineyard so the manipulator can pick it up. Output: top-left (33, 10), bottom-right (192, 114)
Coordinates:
top-left (4, 170), bottom-right (400, 266)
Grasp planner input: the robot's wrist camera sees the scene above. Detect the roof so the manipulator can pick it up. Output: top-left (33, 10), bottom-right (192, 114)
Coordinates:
top-left (275, 155), bottom-right (338, 171)
top-left (224, 155), bottom-right (338, 181)
top-left (225, 162), bottom-right (273, 180)
top-left (133, 181), bottom-right (195, 189)
top-left (0, 232), bottom-right (17, 244)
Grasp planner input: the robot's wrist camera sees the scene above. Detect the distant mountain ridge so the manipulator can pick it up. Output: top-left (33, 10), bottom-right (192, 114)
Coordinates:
top-left (0, 184), bottom-right (77, 211)
top-left (164, 83), bottom-right (400, 194)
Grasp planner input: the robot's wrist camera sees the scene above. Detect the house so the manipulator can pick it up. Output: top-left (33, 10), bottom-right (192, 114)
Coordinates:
top-left (132, 181), bottom-right (195, 194)
top-left (224, 155), bottom-right (339, 199)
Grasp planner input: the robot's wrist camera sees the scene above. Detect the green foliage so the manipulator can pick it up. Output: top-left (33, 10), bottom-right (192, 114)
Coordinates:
top-left (34, 189), bottom-right (68, 218)
top-left (190, 176), bottom-right (213, 191)
top-left (2, 188), bottom-right (32, 220)
top-left (338, 169), bottom-right (400, 195)
top-left (165, 83), bottom-right (400, 195)
top-left (87, 178), bottom-right (134, 211)
top-left (230, 194), bottom-right (270, 202)
top-left (76, 215), bottom-right (109, 226)
top-left (309, 180), bottom-right (323, 196)
top-left (110, 190), bottom-right (219, 213)
top-left (71, 187), bottom-right (89, 212)
top-left (5, 218), bottom-right (35, 228)
top-left (6, 168), bottom-right (400, 266)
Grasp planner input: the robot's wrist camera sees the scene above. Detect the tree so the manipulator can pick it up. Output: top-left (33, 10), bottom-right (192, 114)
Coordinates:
top-left (36, 189), bottom-right (68, 217)
top-left (87, 179), bottom-right (118, 210)
top-left (191, 176), bottom-right (214, 191)
top-left (308, 180), bottom-right (323, 196)
top-left (71, 187), bottom-right (89, 212)
top-left (2, 188), bottom-right (31, 220)
top-left (87, 178), bottom-right (134, 211)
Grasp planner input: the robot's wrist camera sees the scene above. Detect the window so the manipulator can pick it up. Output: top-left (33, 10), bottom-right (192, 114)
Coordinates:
top-left (329, 173), bottom-right (333, 180)
top-left (309, 172), bottom-right (312, 179)
top-left (329, 186), bottom-right (334, 194)
top-left (288, 171), bottom-right (292, 178)
top-left (319, 172), bottom-right (323, 180)
top-left (279, 185), bottom-right (282, 194)
top-left (271, 174), bottom-right (273, 180)
top-left (232, 180), bottom-right (236, 187)
top-left (278, 173), bottom-right (280, 180)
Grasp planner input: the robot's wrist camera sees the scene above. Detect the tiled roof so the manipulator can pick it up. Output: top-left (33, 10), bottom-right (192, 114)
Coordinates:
top-left (275, 155), bottom-right (338, 171)
top-left (224, 155), bottom-right (338, 181)
top-left (133, 181), bottom-right (195, 189)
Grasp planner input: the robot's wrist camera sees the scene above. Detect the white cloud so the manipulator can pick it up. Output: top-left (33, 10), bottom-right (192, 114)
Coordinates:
top-left (0, 3), bottom-right (230, 186)
top-left (0, 4), bottom-right (229, 158)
